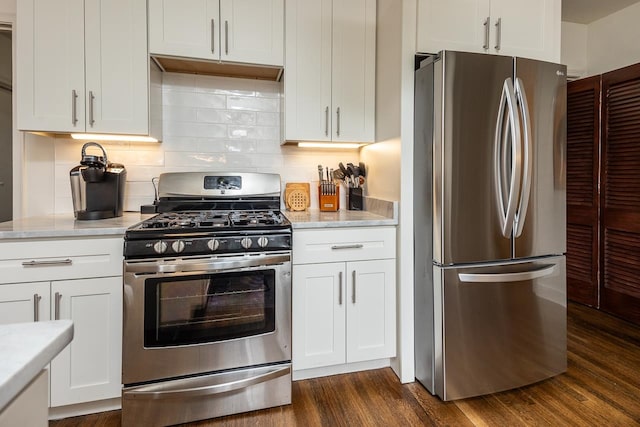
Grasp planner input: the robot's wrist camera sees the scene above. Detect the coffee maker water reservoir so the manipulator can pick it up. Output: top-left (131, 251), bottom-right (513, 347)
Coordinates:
top-left (70, 142), bottom-right (126, 220)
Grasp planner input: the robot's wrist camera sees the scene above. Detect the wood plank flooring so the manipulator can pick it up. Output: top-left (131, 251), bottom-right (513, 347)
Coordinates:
top-left (50, 302), bottom-right (640, 426)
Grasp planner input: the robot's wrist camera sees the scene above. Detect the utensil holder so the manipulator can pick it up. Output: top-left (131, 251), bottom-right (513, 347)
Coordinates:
top-left (319, 184), bottom-right (339, 211)
top-left (347, 187), bottom-right (363, 211)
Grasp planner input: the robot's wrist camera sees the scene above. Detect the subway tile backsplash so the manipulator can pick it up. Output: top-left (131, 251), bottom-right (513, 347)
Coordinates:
top-left (48, 73), bottom-right (358, 214)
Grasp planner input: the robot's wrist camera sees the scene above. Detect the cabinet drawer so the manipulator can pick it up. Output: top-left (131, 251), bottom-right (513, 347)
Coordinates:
top-left (0, 237), bottom-right (123, 284)
top-left (293, 227), bottom-right (395, 265)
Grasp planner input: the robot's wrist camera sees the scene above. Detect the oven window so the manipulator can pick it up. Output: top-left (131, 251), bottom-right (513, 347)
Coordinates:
top-left (144, 270), bottom-right (276, 347)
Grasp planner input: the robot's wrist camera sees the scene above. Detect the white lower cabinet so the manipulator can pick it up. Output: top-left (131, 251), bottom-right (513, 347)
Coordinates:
top-left (0, 237), bottom-right (123, 409)
top-left (292, 227), bottom-right (396, 373)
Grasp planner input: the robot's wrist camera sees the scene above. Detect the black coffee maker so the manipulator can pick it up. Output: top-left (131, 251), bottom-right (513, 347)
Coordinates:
top-left (70, 142), bottom-right (126, 220)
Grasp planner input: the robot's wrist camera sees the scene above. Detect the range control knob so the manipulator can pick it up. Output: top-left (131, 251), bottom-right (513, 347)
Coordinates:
top-left (207, 239), bottom-right (220, 251)
top-left (257, 236), bottom-right (269, 248)
top-left (241, 237), bottom-right (253, 249)
top-left (153, 241), bottom-right (168, 254)
top-left (172, 240), bottom-right (185, 253)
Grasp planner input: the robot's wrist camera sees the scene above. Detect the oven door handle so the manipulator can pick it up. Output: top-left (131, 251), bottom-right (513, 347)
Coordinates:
top-left (124, 365), bottom-right (291, 400)
top-left (125, 253), bottom-right (291, 274)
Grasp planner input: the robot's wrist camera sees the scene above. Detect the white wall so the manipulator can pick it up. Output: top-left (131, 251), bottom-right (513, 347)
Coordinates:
top-left (561, 21), bottom-right (587, 79)
top-left (587, 2), bottom-right (640, 76)
top-left (360, 0), bottom-right (415, 384)
top-left (22, 73), bottom-right (359, 216)
top-left (561, 2), bottom-right (640, 78)
top-left (0, 0), bottom-right (14, 15)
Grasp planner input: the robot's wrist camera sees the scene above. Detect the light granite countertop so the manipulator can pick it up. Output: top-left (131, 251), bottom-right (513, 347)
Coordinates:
top-left (0, 212), bottom-right (153, 240)
top-left (0, 320), bottom-right (73, 411)
top-left (285, 208), bottom-right (397, 229)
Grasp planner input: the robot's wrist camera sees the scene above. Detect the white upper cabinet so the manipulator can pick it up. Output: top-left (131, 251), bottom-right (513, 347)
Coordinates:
top-left (17, 0), bottom-right (152, 135)
top-left (149, 0), bottom-right (284, 67)
top-left (416, 0), bottom-right (561, 63)
top-left (285, 0), bottom-right (376, 143)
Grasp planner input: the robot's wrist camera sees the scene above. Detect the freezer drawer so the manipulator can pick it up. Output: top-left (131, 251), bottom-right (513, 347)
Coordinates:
top-left (432, 256), bottom-right (566, 400)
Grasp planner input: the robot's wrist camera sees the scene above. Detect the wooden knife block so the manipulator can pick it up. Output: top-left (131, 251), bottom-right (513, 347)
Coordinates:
top-left (319, 184), bottom-right (339, 212)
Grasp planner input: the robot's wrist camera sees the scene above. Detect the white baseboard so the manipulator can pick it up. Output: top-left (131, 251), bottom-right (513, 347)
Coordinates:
top-left (49, 397), bottom-right (121, 420)
top-left (292, 358), bottom-right (391, 381)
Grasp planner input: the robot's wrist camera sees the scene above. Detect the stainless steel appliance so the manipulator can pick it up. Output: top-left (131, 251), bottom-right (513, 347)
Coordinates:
top-left (414, 51), bottom-right (567, 401)
top-left (122, 172), bottom-right (292, 426)
top-left (69, 142), bottom-right (126, 220)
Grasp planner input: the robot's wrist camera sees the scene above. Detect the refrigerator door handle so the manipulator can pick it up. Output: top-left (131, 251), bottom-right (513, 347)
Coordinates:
top-left (514, 78), bottom-right (533, 238)
top-left (458, 264), bottom-right (556, 283)
top-left (494, 78), bottom-right (522, 238)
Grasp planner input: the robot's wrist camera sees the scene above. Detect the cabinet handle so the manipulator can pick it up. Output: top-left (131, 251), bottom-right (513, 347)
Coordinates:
top-left (211, 19), bottom-right (215, 54)
top-left (495, 18), bottom-right (502, 51)
top-left (338, 271), bottom-right (343, 305)
top-left (89, 91), bottom-right (95, 127)
top-left (483, 17), bottom-right (490, 50)
top-left (325, 106), bottom-right (329, 136)
top-left (22, 259), bottom-right (73, 267)
top-left (225, 20), bottom-right (229, 55)
top-left (33, 294), bottom-right (41, 322)
top-left (352, 270), bottom-right (356, 304)
top-left (54, 292), bottom-right (62, 320)
top-left (331, 244), bottom-right (363, 250)
top-left (71, 90), bottom-right (78, 126)
top-left (336, 107), bottom-right (341, 137)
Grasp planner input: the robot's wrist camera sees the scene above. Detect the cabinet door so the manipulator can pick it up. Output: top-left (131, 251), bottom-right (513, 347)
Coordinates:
top-left (346, 259), bottom-right (396, 362)
top-left (49, 277), bottom-right (122, 407)
top-left (284, 0), bottom-right (332, 142)
top-left (16, 0), bottom-right (85, 132)
top-left (84, 0), bottom-right (149, 134)
top-left (566, 77), bottom-right (600, 307)
top-left (600, 63), bottom-right (640, 326)
top-left (292, 263), bottom-right (346, 370)
top-left (331, 0), bottom-right (376, 143)
top-left (416, 0), bottom-right (490, 55)
top-left (490, 0), bottom-right (560, 62)
top-left (148, 0), bottom-right (219, 60)
top-left (219, 0), bottom-right (283, 66)
top-left (0, 282), bottom-right (50, 324)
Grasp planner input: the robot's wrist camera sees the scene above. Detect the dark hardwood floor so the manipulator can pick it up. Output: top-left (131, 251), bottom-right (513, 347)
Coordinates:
top-left (50, 302), bottom-right (640, 426)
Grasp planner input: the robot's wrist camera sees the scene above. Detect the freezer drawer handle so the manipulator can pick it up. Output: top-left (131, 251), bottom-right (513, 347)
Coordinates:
top-left (124, 365), bottom-right (290, 400)
top-left (458, 264), bottom-right (556, 283)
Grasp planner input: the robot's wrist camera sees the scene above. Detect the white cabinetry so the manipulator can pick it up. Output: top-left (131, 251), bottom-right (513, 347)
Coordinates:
top-left (416, 0), bottom-right (561, 63)
top-left (148, 0), bottom-right (284, 67)
top-left (292, 227), bottom-right (396, 373)
top-left (17, 0), bottom-right (155, 136)
top-left (0, 237), bottom-right (123, 408)
top-left (285, 0), bottom-right (376, 143)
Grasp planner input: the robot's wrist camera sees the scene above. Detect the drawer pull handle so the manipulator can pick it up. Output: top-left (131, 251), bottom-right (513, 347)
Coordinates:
top-left (331, 244), bottom-right (364, 250)
top-left (22, 259), bottom-right (73, 267)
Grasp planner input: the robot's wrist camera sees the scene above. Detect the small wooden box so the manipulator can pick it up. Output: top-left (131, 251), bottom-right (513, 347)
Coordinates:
top-left (319, 184), bottom-right (339, 212)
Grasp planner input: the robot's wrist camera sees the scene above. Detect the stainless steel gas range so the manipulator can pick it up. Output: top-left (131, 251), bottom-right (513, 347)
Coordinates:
top-left (121, 172), bottom-right (292, 427)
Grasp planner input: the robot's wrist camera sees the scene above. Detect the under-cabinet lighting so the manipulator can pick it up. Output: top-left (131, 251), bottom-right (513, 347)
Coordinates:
top-left (71, 133), bottom-right (159, 143)
top-left (297, 142), bottom-right (363, 149)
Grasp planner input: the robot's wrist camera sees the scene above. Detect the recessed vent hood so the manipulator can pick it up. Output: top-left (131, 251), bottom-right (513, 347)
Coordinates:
top-left (151, 55), bottom-right (283, 82)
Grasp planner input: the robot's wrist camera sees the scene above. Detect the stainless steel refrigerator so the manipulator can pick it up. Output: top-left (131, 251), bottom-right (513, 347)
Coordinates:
top-left (414, 51), bottom-right (567, 401)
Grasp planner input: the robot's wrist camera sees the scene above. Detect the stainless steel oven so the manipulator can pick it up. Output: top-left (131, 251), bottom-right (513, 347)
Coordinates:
top-left (121, 172), bottom-right (292, 426)
top-left (122, 252), bottom-right (291, 426)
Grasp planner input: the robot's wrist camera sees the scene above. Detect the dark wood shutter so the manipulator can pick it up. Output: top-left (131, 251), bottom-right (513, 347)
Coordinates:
top-left (567, 76), bottom-right (600, 307)
top-left (601, 63), bottom-right (640, 324)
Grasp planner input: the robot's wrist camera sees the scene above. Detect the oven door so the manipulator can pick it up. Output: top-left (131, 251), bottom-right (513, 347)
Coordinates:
top-left (123, 252), bottom-right (291, 385)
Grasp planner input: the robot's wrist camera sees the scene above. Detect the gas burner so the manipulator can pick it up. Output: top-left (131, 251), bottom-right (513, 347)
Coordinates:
top-left (230, 211), bottom-right (284, 227)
